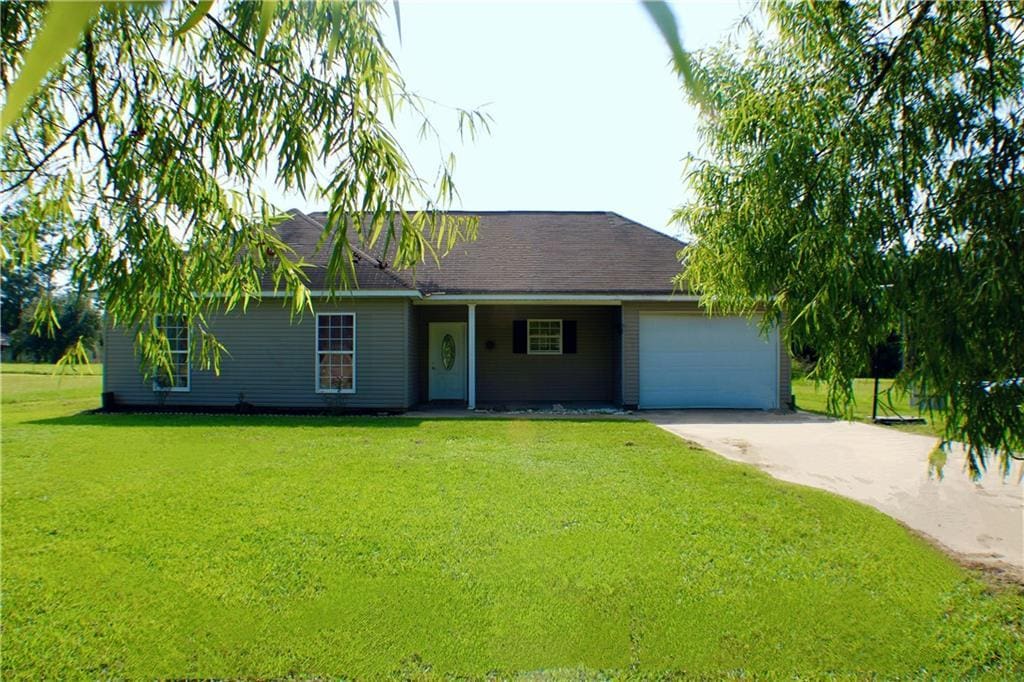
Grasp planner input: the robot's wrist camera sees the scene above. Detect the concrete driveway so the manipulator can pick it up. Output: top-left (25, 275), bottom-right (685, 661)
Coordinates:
top-left (645, 410), bottom-right (1023, 579)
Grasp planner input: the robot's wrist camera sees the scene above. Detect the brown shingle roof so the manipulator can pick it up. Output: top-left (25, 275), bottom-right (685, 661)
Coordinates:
top-left (265, 211), bottom-right (412, 291)
top-left (274, 210), bottom-right (687, 295)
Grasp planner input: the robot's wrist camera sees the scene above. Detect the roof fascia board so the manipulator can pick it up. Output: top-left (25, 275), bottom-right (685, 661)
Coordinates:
top-left (414, 293), bottom-right (699, 305)
top-left (252, 290), bottom-right (423, 299)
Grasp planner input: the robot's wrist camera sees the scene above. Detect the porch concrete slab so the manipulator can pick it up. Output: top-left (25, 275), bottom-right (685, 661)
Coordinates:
top-left (403, 404), bottom-right (637, 420)
top-left (644, 410), bottom-right (1024, 579)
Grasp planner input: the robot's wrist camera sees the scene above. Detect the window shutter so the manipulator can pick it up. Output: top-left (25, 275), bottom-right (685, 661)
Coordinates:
top-left (563, 320), bottom-right (577, 354)
top-left (513, 320), bottom-right (527, 354)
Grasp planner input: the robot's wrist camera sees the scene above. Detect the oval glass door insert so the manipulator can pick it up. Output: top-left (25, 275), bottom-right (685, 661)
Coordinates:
top-left (441, 333), bottom-right (456, 370)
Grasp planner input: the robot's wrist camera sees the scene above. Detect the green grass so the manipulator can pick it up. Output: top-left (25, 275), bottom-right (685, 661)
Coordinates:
top-left (792, 376), bottom-right (944, 438)
top-left (1, 361), bottom-right (102, 375)
top-left (1, 363), bottom-right (104, 407)
top-left (2, 372), bottom-right (1022, 678)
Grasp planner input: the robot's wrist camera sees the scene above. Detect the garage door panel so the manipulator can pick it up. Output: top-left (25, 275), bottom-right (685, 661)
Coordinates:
top-left (645, 349), bottom-right (771, 365)
top-left (638, 314), bottom-right (778, 409)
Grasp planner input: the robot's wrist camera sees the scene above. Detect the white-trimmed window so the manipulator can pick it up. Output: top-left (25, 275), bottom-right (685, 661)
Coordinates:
top-left (528, 319), bottom-right (562, 355)
top-left (153, 315), bottom-right (190, 391)
top-left (316, 313), bottom-right (356, 393)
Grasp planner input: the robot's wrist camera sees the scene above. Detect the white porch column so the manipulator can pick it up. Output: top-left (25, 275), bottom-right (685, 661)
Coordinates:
top-left (467, 303), bottom-right (477, 410)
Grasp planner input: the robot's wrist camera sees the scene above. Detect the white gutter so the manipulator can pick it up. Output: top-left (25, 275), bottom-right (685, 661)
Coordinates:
top-left (255, 290), bottom-right (423, 298)
top-left (220, 290), bottom-right (697, 302)
top-left (414, 293), bottom-right (699, 304)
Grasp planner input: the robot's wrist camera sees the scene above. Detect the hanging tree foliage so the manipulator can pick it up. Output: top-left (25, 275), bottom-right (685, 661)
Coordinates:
top-left (1, 1), bottom-right (487, 376)
top-left (673, 0), bottom-right (1023, 476)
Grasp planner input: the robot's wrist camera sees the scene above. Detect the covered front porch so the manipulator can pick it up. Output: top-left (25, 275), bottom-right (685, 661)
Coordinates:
top-left (411, 301), bottom-right (622, 409)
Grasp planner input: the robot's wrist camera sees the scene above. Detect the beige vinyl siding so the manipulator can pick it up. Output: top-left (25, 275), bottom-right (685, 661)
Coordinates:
top-left (621, 301), bottom-right (790, 409)
top-left (104, 298), bottom-right (413, 409)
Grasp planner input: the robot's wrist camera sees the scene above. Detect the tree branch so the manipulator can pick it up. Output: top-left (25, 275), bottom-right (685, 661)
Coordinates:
top-left (809, 2), bottom-right (935, 166)
top-left (854, 1), bottom-right (934, 114)
top-left (201, 11), bottom-right (301, 90)
top-left (10, 127), bottom-right (34, 160)
top-left (83, 29), bottom-right (114, 175)
top-left (1, 115), bottom-right (94, 194)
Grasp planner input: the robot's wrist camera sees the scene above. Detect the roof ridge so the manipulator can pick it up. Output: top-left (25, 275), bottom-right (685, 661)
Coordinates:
top-left (606, 211), bottom-right (688, 248)
top-left (306, 209), bottom-right (617, 216)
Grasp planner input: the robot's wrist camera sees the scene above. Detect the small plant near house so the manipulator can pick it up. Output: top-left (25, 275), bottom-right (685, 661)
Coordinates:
top-left (235, 392), bottom-right (256, 414)
top-left (320, 391), bottom-right (351, 416)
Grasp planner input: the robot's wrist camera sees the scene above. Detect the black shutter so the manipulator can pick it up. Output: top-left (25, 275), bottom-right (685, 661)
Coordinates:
top-left (512, 320), bottom-right (527, 354)
top-left (563, 320), bottom-right (577, 354)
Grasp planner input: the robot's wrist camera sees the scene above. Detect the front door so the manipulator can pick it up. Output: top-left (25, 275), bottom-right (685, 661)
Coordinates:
top-left (428, 322), bottom-right (467, 400)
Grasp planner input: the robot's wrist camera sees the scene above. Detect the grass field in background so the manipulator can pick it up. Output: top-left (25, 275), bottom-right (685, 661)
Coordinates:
top-left (2, 367), bottom-right (1021, 678)
top-left (0, 362), bottom-right (102, 375)
top-left (1, 363), bottom-right (103, 406)
top-left (792, 376), bottom-right (944, 438)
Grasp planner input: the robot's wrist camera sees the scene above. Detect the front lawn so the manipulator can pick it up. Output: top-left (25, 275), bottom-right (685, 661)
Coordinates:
top-left (2, 369), bottom-right (1021, 678)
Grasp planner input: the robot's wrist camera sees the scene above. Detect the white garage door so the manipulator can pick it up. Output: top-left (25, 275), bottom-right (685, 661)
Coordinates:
top-left (639, 314), bottom-right (779, 409)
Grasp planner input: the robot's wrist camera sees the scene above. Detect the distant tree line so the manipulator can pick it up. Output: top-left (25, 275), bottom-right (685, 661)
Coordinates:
top-left (1, 229), bottom-right (101, 363)
top-left (793, 334), bottom-right (903, 380)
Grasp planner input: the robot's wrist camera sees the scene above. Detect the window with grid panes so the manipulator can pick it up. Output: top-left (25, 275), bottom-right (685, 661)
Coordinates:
top-left (527, 319), bottom-right (562, 355)
top-left (316, 313), bottom-right (355, 392)
top-left (153, 315), bottom-right (190, 391)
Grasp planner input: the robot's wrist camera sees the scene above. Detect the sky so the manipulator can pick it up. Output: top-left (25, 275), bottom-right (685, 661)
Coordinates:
top-left (268, 0), bottom-right (758, 238)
